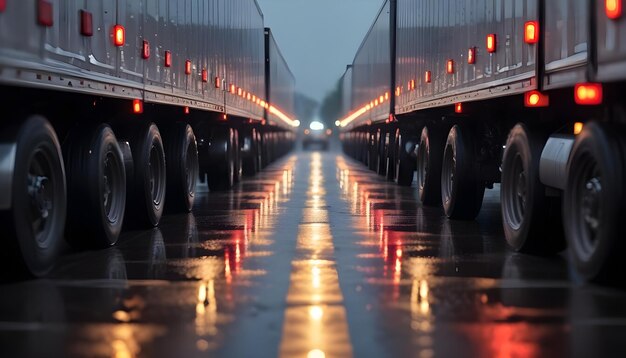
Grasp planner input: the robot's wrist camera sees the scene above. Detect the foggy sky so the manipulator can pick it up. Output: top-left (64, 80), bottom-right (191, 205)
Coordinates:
top-left (256, 0), bottom-right (384, 103)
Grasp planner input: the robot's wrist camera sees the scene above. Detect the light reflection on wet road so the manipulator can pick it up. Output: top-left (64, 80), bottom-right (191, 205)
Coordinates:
top-left (1, 148), bottom-right (626, 357)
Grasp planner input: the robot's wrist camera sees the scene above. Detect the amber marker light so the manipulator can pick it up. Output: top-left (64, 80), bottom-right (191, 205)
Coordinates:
top-left (574, 122), bottom-right (584, 135)
top-left (487, 34), bottom-right (497, 53)
top-left (132, 99), bottom-right (143, 114)
top-left (468, 47), bottom-right (476, 64)
top-left (606, 0), bottom-right (622, 19)
top-left (113, 25), bottom-right (125, 46)
top-left (524, 21), bottom-right (539, 44)
top-left (574, 83), bottom-right (603, 105)
top-left (447, 60), bottom-right (455, 74)
top-left (454, 103), bottom-right (463, 113)
top-left (524, 90), bottom-right (549, 107)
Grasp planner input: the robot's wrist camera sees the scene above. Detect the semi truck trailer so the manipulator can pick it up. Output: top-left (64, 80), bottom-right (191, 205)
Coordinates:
top-left (339, 0), bottom-right (626, 283)
top-left (0, 0), bottom-right (298, 277)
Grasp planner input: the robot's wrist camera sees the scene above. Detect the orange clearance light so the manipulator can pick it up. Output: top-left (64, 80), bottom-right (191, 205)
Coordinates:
top-left (237, 87), bottom-right (243, 96)
top-left (487, 34), bottom-right (497, 53)
top-left (379, 95), bottom-right (384, 103)
top-left (230, 84), bottom-right (236, 94)
top-left (524, 90), bottom-right (549, 107)
top-left (202, 69), bottom-right (208, 83)
top-left (164, 51), bottom-right (172, 67)
top-left (247, 93), bottom-right (251, 101)
top-left (142, 40), bottom-right (150, 59)
top-left (252, 95), bottom-right (257, 102)
top-left (575, 83), bottom-right (603, 105)
top-left (468, 47), bottom-right (476, 64)
top-left (454, 103), bottom-right (463, 113)
top-left (447, 59), bottom-right (454, 74)
top-left (185, 60), bottom-right (192, 75)
top-left (606, 0), bottom-right (623, 19)
top-left (132, 99), bottom-right (143, 114)
top-left (396, 86), bottom-right (401, 96)
top-left (385, 92), bottom-right (389, 100)
top-left (524, 21), bottom-right (539, 44)
top-left (574, 122), bottom-right (584, 135)
top-left (425, 71), bottom-right (432, 83)
top-left (374, 99), bottom-right (379, 106)
top-left (214, 77), bottom-right (221, 88)
top-left (113, 25), bottom-right (125, 47)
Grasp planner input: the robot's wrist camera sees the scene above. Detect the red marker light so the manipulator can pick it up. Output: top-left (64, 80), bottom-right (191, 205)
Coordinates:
top-left (455, 103), bottom-right (463, 113)
top-left (468, 47), bottom-right (476, 64)
top-left (133, 99), bottom-right (143, 114)
top-left (37, 0), bottom-right (54, 27)
top-left (184, 106), bottom-right (190, 114)
top-left (425, 71), bottom-right (432, 83)
top-left (487, 34), bottom-right (497, 53)
top-left (575, 83), bottom-right (603, 105)
top-left (0, 0), bottom-right (6, 12)
top-left (524, 21), bottom-right (539, 44)
top-left (80, 10), bottom-right (93, 36)
top-left (202, 69), bottom-right (208, 82)
top-left (142, 40), bottom-right (150, 59)
top-left (113, 25), bottom-right (125, 47)
top-left (185, 60), bottom-right (192, 75)
top-left (524, 90), bottom-right (549, 107)
top-left (215, 77), bottom-right (221, 88)
top-left (164, 51), bottom-right (172, 67)
top-left (606, 0), bottom-right (622, 19)
top-left (447, 59), bottom-right (454, 74)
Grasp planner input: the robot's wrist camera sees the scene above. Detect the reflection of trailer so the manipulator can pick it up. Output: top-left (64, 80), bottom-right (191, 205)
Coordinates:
top-left (339, 0), bottom-right (626, 282)
top-left (0, 0), bottom-right (298, 276)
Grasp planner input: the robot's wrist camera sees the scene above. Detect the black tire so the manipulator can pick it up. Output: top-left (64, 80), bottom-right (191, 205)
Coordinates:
top-left (233, 128), bottom-right (242, 183)
top-left (241, 128), bottom-right (258, 176)
top-left (65, 124), bottom-right (126, 248)
top-left (563, 122), bottom-right (626, 282)
top-left (164, 123), bottom-right (199, 213)
top-left (368, 130), bottom-right (379, 171)
top-left (394, 129), bottom-right (415, 186)
top-left (441, 124), bottom-right (485, 220)
top-left (377, 129), bottom-right (388, 176)
top-left (125, 123), bottom-right (166, 227)
top-left (501, 124), bottom-right (565, 254)
top-left (207, 127), bottom-right (235, 191)
top-left (386, 129), bottom-right (397, 181)
top-left (416, 126), bottom-right (444, 205)
top-left (0, 116), bottom-right (66, 276)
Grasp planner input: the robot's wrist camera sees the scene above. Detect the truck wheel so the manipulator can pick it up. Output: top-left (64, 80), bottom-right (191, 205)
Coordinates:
top-left (126, 123), bottom-right (166, 227)
top-left (417, 126), bottom-right (444, 205)
top-left (564, 122), bottom-right (625, 282)
top-left (394, 129), bottom-right (415, 186)
top-left (242, 128), bottom-right (258, 176)
top-left (65, 124), bottom-right (126, 248)
top-left (207, 127), bottom-right (235, 191)
top-left (164, 123), bottom-right (198, 213)
top-left (0, 116), bottom-right (66, 276)
top-left (441, 124), bottom-right (485, 220)
top-left (377, 130), bottom-right (388, 176)
top-left (386, 129), bottom-right (397, 181)
top-left (501, 124), bottom-right (564, 254)
top-left (233, 128), bottom-right (242, 183)
top-left (368, 130), bottom-right (379, 171)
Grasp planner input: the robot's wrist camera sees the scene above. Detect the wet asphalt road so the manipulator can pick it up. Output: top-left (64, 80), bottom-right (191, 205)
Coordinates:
top-left (2, 144), bottom-right (626, 358)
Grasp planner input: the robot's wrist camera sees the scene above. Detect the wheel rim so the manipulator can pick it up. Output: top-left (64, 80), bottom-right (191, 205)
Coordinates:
top-left (571, 152), bottom-right (602, 260)
top-left (185, 141), bottom-right (198, 196)
top-left (27, 148), bottom-right (55, 247)
top-left (417, 140), bottom-right (428, 191)
top-left (442, 144), bottom-right (456, 205)
top-left (148, 144), bottom-right (165, 206)
top-left (103, 148), bottom-right (123, 224)
top-left (503, 152), bottom-right (527, 231)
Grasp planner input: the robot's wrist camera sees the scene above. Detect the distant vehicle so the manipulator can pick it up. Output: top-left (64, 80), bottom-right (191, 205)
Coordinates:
top-left (303, 121), bottom-right (332, 150)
